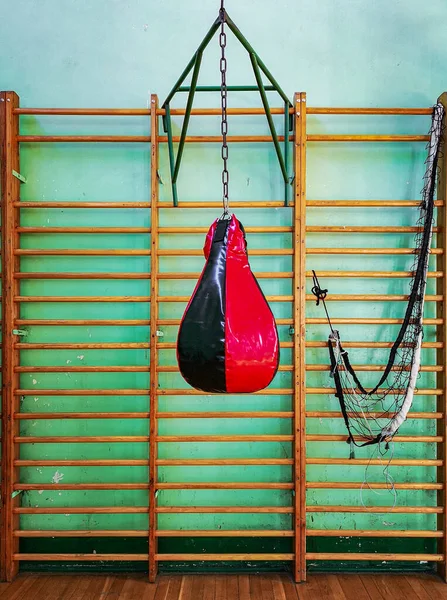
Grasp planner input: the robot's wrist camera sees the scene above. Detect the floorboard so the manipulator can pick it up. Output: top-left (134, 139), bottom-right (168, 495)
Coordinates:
top-left (0, 572), bottom-right (446, 599)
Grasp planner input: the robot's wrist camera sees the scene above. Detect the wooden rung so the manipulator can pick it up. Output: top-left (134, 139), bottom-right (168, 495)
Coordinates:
top-left (16, 365), bottom-right (153, 373)
top-left (306, 226), bottom-right (440, 233)
top-left (307, 387), bottom-right (441, 395)
top-left (159, 341), bottom-right (294, 349)
top-left (158, 249), bottom-right (293, 257)
top-left (159, 107), bottom-right (292, 116)
top-left (155, 506), bottom-right (293, 514)
top-left (305, 553), bottom-right (443, 562)
top-left (14, 530), bottom-right (148, 537)
top-left (307, 248), bottom-right (443, 255)
top-left (17, 227), bottom-right (151, 233)
top-left (332, 292), bottom-right (444, 302)
top-left (156, 483), bottom-right (294, 490)
top-left (14, 202), bottom-right (152, 208)
top-left (158, 271), bottom-right (293, 280)
top-left (15, 319), bottom-right (151, 326)
top-left (18, 135), bottom-right (151, 143)
top-left (156, 388), bottom-right (293, 396)
top-left (156, 435), bottom-right (293, 442)
top-left (306, 506), bottom-right (442, 514)
top-left (156, 459), bottom-right (293, 466)
top-left (157, 365), bottom-right (294, 373)
top-left (15, 459), bottom-right (149, 466)
top-left (15, 250), bottom-right (152, 257)
top-left (158, 226), bottom-right (293, 234)
top-left (14, 483), bottom-right (149, 490)
top-left (306, 341), bottom-right (442, 348)
top-left (13, 553), bottom-right (149, 561)
top-left (304, 271), bottom-right (443, 279)
top-left (307, 200), bottom-right (444, 207)
top-left (306, 434), bottom-right (443, 443)
top-left (16, 343), bottom-right (151, 350)
top-left (157, 201), bottom-right (290, 209)
top-left (14, 436), bottom-right (150, 443)
top-left (157, 412), bottom-right (294, 419)
top-left (15, 273), bottom-right (152, 280)
top-left (307, 318), bottom-right (443, 325)
top-left (306, 482), bottom-right (443, 490)
top-left (307, 135), bottom-right (429, 142)
top-left (306, 364), bottom-right (442, 372)
top-left (155, 553), bottom-right (294, 561)
top-left (306, 108), bottom-right (432, 115)
top-left (158, 135), bottom-right (292, 143)
top-left (158, 342), bottom-right (293, 350)
top-left (307, 530), bottom-right (443, 537)
top-left (15, 389), bottom-right (150, 396)
top-left (14, 507), bottom-right (149, 514)
top-left (15, 366), bottom-right (151, 373)
top-left (306, 411), bottom-right (442, 420)
top-left (156, 530), bottom-right (294, 537)
top-left (307, 458), bottom-right (442, 466)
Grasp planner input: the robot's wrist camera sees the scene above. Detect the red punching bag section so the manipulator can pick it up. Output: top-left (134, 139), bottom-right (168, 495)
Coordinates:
top-left (177, 215), bottom-right (279, 393)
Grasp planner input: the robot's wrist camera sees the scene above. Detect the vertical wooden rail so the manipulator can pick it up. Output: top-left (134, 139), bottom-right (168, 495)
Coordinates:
top-left (437, 91), bottom-right (447, 581)
top-left (149, 94), bottom-right (159, 582)
top-left (0, 91), bottom-right (20, 581)
top-left (293, 92), bottom-right (307, 582)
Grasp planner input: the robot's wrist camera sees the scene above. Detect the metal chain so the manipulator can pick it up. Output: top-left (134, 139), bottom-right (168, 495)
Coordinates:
top-left (219, 1), bottom-right (229, 216)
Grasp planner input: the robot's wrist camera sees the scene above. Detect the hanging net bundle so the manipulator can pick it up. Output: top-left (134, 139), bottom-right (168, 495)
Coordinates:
top-left (313, 103), bottom-right (445, 453)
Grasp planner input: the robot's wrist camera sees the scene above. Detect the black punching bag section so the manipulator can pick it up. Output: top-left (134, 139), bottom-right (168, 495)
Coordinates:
top-left (177, 215), bottom-right (280, 393)
top-left (177, 219), bottom-right (229, 393)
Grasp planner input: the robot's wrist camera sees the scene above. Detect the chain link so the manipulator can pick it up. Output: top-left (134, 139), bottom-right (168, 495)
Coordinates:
top-left (219, 5), bottom-right (229, 216)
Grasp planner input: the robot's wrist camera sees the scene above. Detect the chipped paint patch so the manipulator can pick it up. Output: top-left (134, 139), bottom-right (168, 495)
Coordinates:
top-left (52, 470), bottom-right (64, 484)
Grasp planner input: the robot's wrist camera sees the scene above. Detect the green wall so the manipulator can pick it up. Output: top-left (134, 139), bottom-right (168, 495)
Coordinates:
top-left (1, 0), bottom-right (447, 573)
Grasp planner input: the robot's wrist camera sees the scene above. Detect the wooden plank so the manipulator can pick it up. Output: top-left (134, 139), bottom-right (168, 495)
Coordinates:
top-left (336, 574), bottom-right (371, 600)
top-left (293, 92), bottom-right (307, 583)
top-left (13, 553), bottom-right (149, 561)
top-left (306, 552), bottom-right (444, 561)
top-left (307, 107), bottom-right (431, 115)
top-left (307, 134), bottom-right (429, 142)
top-left (149, 93), bottom-right (159, 583)
top-left (314, 574), bottom-right (348, 600)
top-left (155, 553), bottom-right (294, 561)
top-left (156, 529), bottom-right (294, 537)
top-left (437, 91), bottom-right (447, 582)
top-left (0, 90), bottom-right (20, 582)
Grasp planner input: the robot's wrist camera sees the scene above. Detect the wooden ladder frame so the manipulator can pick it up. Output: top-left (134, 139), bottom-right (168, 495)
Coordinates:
top-left (0, 90), bottom-right (446, 583)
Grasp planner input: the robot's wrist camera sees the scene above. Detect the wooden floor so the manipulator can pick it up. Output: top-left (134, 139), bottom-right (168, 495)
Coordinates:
top-left (1, 572), bottom-right (447, 599)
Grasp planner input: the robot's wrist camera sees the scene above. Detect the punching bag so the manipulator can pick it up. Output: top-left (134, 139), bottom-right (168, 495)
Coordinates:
top-left (177, 215), bottom-right (279, 393)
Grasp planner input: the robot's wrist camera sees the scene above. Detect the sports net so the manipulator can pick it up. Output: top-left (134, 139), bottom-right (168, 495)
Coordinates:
top-left (312, 103), bottom-right (445, 453)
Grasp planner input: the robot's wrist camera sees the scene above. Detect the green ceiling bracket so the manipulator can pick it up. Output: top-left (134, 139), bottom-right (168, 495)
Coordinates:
top-left (162, 8), bottom-right (293, 207)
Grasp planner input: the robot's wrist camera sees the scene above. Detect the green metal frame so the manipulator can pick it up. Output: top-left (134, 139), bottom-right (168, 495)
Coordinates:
top-left (161, 9), bottom-right (293, 207)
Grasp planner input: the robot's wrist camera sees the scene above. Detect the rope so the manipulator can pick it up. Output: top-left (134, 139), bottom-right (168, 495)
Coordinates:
top-left (311, 270), bottom-right (334, 335)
